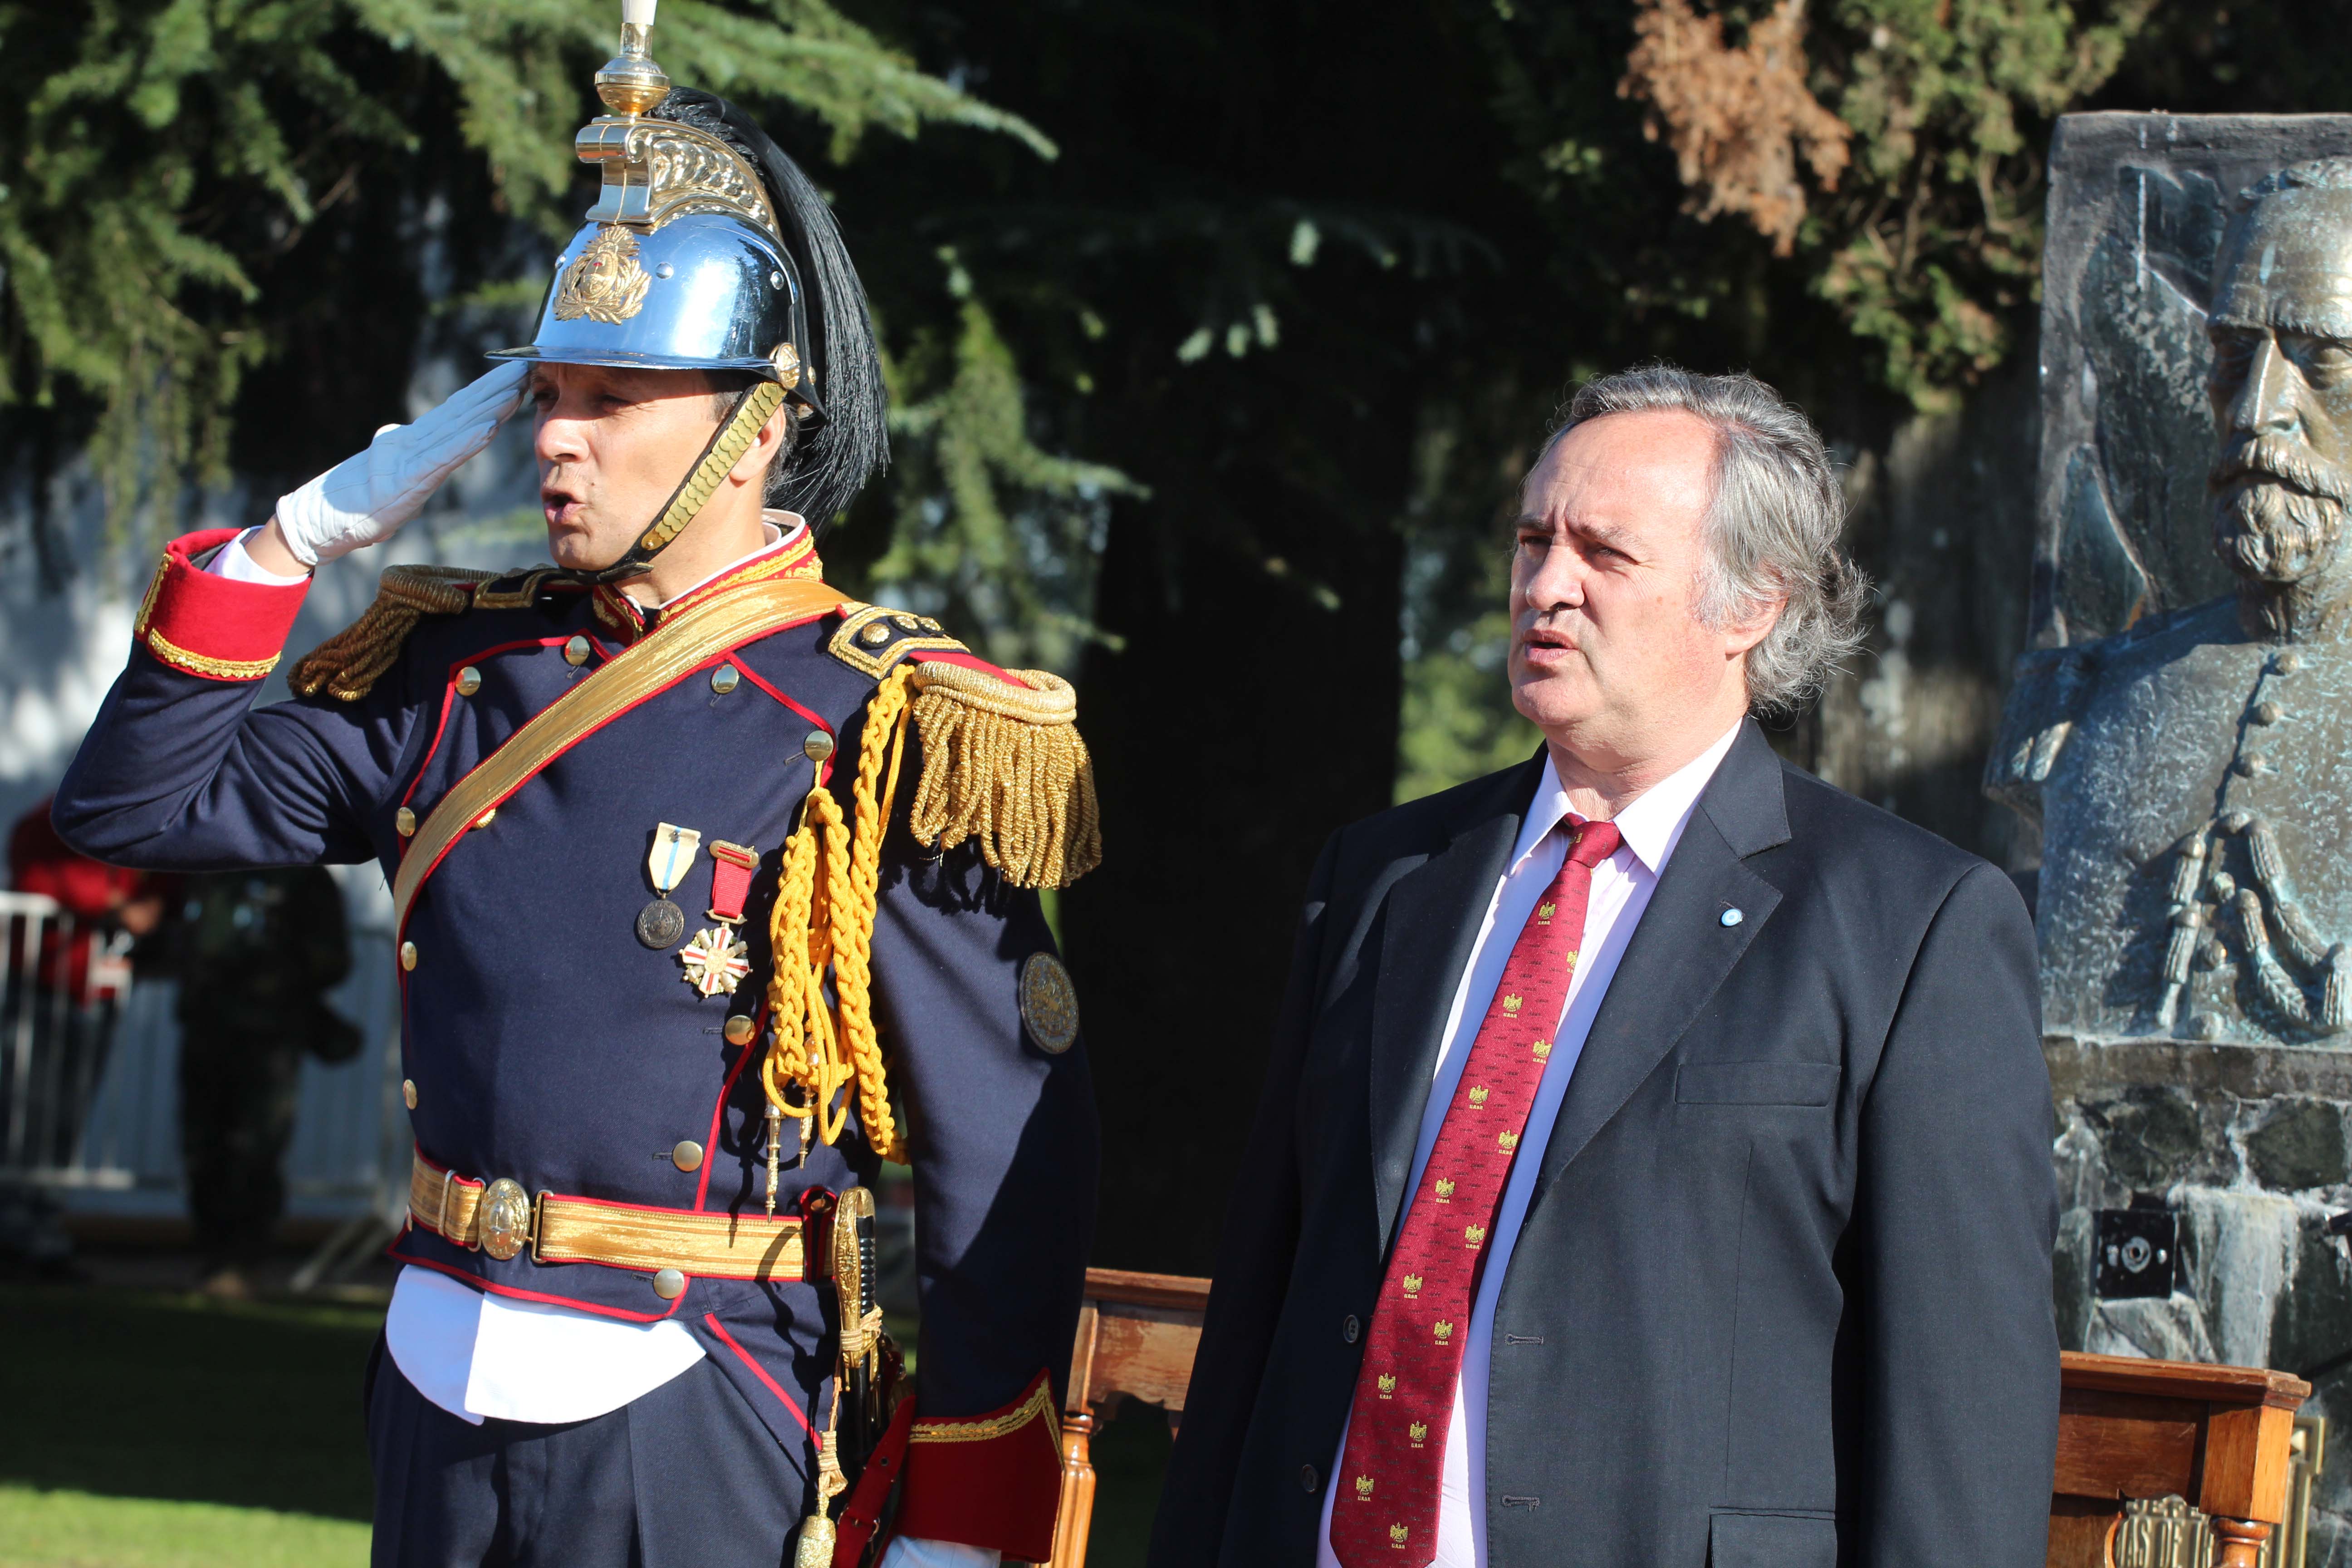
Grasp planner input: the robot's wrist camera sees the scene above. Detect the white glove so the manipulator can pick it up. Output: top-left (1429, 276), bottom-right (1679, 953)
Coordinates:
top-left (272, 361), bottom-right (529, 568)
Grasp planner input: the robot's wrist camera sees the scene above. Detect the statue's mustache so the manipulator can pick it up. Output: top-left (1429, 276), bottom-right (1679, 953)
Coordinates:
top-left (2210, 435), bottom-right (2352, 508)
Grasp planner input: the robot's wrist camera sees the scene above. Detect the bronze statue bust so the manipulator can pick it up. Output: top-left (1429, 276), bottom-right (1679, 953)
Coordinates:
top-left (1994, 157), bottom-right (2352, 1045)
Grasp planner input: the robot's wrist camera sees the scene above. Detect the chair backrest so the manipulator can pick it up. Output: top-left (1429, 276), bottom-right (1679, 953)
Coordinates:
top-left (1048, 1268), bottom-right (1211, 1568)
top-left (1065, 1267), bottom-right (1212, 1423)
top-left (1040, 1276), bottom-right (2316, 1568)
top-left (2050, 1352), bottom-right (2309, 1568)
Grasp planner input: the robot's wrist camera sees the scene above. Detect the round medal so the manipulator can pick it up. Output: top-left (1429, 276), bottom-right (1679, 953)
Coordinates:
top-left (636, 897), bottom-right (687, 949)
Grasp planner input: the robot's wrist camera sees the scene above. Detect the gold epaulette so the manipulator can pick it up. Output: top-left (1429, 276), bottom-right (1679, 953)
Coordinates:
top-left (825, 603), bottom-right (1102, 891)
top-left (289, 564), bottom-right (511, 702)
top-left (757, 605), bottom-right (1101, 1173)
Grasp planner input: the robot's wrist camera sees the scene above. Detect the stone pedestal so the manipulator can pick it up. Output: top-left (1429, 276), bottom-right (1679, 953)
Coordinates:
top-left (2048, 1036), bottom-right (2352, 1555)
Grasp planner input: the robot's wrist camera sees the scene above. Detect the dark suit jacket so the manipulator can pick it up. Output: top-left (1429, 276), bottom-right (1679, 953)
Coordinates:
top-left (1152, 723), bottom-right (2058, 1568)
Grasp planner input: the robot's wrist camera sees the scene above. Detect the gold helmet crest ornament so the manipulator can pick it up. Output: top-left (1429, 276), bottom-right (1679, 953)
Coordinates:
top-left (492, 0), bottom-right (804, 399)
top-left (554, 226), bottom-right (653, 324)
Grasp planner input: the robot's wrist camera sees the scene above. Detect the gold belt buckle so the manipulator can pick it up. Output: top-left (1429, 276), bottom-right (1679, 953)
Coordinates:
top-left (476, 1177), bottom-right (538, 1261)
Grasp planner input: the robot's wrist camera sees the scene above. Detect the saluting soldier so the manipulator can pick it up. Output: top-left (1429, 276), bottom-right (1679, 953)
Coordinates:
top-left (53, 6), bottom-right (1098, 1565)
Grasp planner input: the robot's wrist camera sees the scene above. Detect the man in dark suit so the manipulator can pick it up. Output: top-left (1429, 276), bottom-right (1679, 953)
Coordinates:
top-left (1152, 366), bottom-right (2058, 1568)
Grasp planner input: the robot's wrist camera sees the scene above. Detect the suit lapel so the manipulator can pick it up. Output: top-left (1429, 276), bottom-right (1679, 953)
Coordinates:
top-left (1530, 722), bottom-right (1792, 1201)
top-left (1367, 758), bottom-right (1539, 1253)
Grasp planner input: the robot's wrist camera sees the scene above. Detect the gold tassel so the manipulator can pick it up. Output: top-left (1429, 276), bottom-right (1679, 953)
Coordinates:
top-left (906, 663), bottom-right (1102, 890)
top-left (289, 565), bottom-right (495, 702)
top-left (795, 1393), bottom-right (848, 1568)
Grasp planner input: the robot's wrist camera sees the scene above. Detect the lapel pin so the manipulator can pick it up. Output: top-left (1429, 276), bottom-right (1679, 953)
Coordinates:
top-left (1720, 907), bottom-right (1744, 927)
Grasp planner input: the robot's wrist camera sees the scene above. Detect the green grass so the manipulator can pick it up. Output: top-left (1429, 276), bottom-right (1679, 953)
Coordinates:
top-left (0, 1282), bottom-right (1173, 1566)
top-left (1085, 1403), bottom-right (1175, 1564)
top-left (0, 1286), bottom-right (382, 1523)
top-left (0, 1487), bottom-right (368, 1568)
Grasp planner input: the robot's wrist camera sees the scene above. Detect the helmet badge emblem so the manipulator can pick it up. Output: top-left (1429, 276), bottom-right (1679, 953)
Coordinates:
top-left (555, 225), bottom-right (652, 324)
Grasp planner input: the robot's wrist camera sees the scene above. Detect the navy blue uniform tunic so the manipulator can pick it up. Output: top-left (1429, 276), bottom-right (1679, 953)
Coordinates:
top-left (53, 528), bottom-right (1098, 1548)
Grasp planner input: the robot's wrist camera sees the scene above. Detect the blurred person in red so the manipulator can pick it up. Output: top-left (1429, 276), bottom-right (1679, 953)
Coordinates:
top-left (2, 797), bottom-right (168, 1274)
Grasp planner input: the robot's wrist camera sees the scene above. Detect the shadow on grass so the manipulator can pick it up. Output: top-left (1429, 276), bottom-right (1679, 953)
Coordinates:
top-left (0, 1284), bottom-right (380, 1522)
top-left (1085, 1400), bottom-right (1174, 1568)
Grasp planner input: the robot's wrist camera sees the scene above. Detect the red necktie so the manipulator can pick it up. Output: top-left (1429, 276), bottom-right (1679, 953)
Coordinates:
top-left (1329, 816), bottom-right (1622, 1566)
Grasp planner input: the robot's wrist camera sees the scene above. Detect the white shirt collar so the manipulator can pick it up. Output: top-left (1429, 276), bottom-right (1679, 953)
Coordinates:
top-left (640, 510), bottom-right (808, 610)
top-left (1509, 720), bottom-right (1745, 877)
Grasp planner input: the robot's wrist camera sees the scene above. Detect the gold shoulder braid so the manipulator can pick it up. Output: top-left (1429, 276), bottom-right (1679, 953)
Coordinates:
top-left (760, 621), bottom-right (1101, 1179)
top-left (289, 564), bottom-right (501, 702)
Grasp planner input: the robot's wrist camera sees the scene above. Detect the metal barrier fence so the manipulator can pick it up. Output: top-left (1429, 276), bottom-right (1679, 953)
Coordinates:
top-left (0, 889), bottom-right (405, 1224)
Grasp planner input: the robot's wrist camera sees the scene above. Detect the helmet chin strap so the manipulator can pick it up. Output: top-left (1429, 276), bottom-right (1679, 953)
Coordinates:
top-left (562, 379), bottom-right (790, 588)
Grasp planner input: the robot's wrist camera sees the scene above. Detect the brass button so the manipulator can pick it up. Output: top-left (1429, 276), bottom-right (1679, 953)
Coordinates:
top-left (725, 1015), bottom-right (756, 1045)
top-left (803, 731), bottom-right (835, 764)
top-left (564, 634), bottom-right (592, 666)
top-left (396, 807), bottom-right (416, 838)
top-left (475, 808), bottom-right (497, 829)
top-left (671, 1141), bottom-right (704, 1173)
top-left (652, 1267), bottom-right (686, 1300)
top-left (860, 622), bottom-right (891, 646)
top-left (402, 1079), bottom-right (418, 1110)
top-left (456, 666), bottom-right (481, 696)
top-left (710, 663), bottom-right (740, 695)
top-left (892, 614), bottom-right (922, 632)
top-left (399, 940), bottom-right (417, 972)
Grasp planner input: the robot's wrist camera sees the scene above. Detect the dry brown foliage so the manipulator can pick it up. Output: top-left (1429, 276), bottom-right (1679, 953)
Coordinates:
top-left (1620, 0), bottom-right (1852, 256)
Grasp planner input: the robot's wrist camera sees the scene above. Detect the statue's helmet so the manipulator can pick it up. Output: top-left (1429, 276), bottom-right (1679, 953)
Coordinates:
top-left (491, 0), bottom-right (886, 539)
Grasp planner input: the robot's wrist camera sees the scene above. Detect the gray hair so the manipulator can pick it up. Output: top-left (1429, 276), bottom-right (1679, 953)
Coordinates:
top-left (1543, 364), bottom-right (1870, 717)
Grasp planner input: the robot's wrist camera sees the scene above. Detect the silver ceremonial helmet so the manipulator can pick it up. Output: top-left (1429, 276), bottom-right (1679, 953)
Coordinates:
top-left (491, 0), bottom-right (818, 421)
top-left (491, 0), bottom-right (895, 581)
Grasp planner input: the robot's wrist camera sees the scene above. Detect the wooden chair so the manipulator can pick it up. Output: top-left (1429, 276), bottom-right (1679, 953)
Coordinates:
top-left (2051, 1352), bottom-right (2311, 1568)
top-left (1047, 1268), bottom-right (1212, 1568)
top-left (1040, 1273), bottom-right (2317, 1568)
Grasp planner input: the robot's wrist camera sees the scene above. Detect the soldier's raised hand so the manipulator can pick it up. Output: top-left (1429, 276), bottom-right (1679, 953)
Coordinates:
top-left (270, 361), bottom-right (530, 568)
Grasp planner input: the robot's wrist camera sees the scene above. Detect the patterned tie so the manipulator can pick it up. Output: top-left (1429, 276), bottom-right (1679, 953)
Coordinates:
top-left (1329, 816), bottom-right (1622, 1567)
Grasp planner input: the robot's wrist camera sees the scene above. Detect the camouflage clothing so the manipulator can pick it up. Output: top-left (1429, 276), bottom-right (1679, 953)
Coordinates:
top-left (173, 868), bottom-right (354, 1270)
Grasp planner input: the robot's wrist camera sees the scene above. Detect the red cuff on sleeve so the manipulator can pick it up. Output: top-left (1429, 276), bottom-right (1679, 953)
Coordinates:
top-left (132, 528), bottom-right (309, 682)
top-left (890, 1369), bottom-right (1064, 1562)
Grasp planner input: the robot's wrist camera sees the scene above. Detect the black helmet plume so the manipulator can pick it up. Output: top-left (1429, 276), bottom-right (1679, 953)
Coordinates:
top-left (650, 88), bottom-right (888, 531)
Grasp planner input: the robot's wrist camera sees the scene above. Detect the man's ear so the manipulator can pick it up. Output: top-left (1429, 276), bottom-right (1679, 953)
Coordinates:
top-left (726, 401), bottom-right (794, 488)
top-left (1722, 594), bottom-right (1787, 659)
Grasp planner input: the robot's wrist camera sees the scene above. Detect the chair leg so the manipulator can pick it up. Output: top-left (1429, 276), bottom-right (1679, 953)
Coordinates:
top-left (2212, 1517), bottom-right (2270, 1568)
top-left (1048, 1409), bottom-right (1098, 1568)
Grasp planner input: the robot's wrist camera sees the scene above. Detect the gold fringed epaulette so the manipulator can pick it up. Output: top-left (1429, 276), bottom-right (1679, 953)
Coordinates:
top-left (760, 614), bottom-right (1100, 1178)
top-left (823, 602), bottom-right (1102, 890)
top-left (905, 662), bottom-right (1102, 891)
top-left (289, 564), bottom-right (501, 701)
